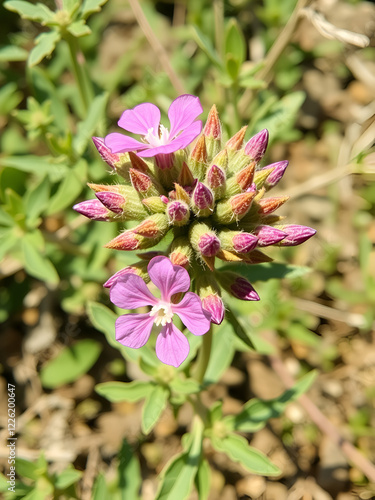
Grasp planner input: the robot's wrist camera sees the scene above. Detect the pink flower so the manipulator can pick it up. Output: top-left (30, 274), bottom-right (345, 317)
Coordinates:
top-left (109, 256), bottom-right (211, 367)
top-left (104, 94), bottom-right (203, 158)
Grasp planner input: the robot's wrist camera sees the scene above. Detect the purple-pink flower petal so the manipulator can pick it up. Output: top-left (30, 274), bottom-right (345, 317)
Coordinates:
top-left (172, 292), bottom-right (211, 335)
top-left (115, 313), bottom-right (155, 348)
top-left (104, 133), bottom-right (145, 154)
top-left (118, 102), bottom-right (161, 135)
top-left (147, 256), bottom-right (190, 301)
top-left (168, 94), bottom-right (203, 139)
top-left (110, 274), bottom-right (158, 309)
top-left (155, 323), bottom-right (190, 367)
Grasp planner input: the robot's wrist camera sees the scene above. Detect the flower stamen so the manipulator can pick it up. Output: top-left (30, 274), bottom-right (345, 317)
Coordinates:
top-left (149, 302), bottom-right (174, 326)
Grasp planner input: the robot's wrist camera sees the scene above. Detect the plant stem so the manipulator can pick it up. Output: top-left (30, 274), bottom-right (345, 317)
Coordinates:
top-left (193, 327), bottom-right (213, 384)
top-left (65, 34), bottom-right (93, 115)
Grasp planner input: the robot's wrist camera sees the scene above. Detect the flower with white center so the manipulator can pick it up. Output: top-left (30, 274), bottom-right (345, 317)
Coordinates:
top-left (109, 256), bottom-right (211, 367)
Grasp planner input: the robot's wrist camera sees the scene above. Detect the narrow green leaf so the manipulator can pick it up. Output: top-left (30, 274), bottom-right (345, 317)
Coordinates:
top-left (142, 385), bottom-right (169, 434)
top-left (95, 381), bottom-right (154, 403)
top-left (40, 339), bottom-right (101, 388)
top-left (4, 1), bottom-right (54, 22)
top-left (195, 459), bottom-right (211, 500)
top-left (54, 467), bottom-right (82, 489)
top-left (28, 31), bottom-right (61, 67)
top-left (118, 439), bottom-right (141, 500)
top-left (92, 474), bottom-right (110, 500)
top-left (0, 155), bottom-right (68, 181)
top-left (169, 377), bottom-right (201, 395)
top-left (0, 228), bottom-right (18, 260)
top-left (21, 234), bottom-right (59, 284)
top-left (80, 0), bottom-right (109, 19)
top-left (225, 307), bottom-right (255, 350)
top-left (87, 301), bottom-right (127, 355)
top-left (0, 82), bottom-right (23, 116)
top-left (204, 322), bottom-right (236, 385)
top-left (24, 176), bottom-right (50, 226)
top-left (73, 93), bottom-right (109, 155)
top-left (211, 434), bottom-right (280, 476)
top-left (225, 18), bottom-right (246, 66)
top-left (191, 26), bottom-right (223, 69)
top-left (220, 262), bottom-right (312, 282)
top-left (46, 160), bottom-right (86, 214)
top-left (0, 45), bottom-right (28, 62)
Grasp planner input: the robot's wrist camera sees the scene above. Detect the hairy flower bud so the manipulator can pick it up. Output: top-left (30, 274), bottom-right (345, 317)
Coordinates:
top-left (244, 129), bottom-right (269, 162)
top-left (196, 273), bottom-right (224, 325)
top-left (142, 196), bottom-right (168, 213)
top-left (169, 236), bottom-right (193, 269)
top-left (203, 104), bottom-right (222, 160)
top-left (129, 168), bottom-right (163, 197)
top-left (88, 183), bottom-right (148, 220)
top-left (177, 161), bottom-right (195, 187)
top-left (253, 225), bottom-right (287, 246)
top-left (214, 191), bottom-right (256, 224)
top-left (253, 167), bottom-right (274, 189)
top-left (276, 224), bottom-right (316, 246)
top-left (73, 199), bottom-right (112, 221)
top-left (95, 192), bottom-right (125, 214)
top-left (191, 182), bottom-right (214, 217)
top-left (92, 137), bottom-right (120, 169)
top-left (206, 164), bottom-right (226, 200)
top-left (225, 163), bottom-right (255, 197)
top-left (167, 200), bottom-right (190, 226)
top-left (226, 126), bottom-right (247, 154)
top-left (263, 161), bottom-right (289, 189)
top-left (211, 149), bottom-right (228, 170)
top-left (189, 135), bottom-right (207, 180)
top-left (256, 196), bottom-right (289, 215)
top-left (217, 271), bottom-right (259, 301)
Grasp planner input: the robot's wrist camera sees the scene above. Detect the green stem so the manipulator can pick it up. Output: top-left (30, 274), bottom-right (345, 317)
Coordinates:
top-left (193, 327), bottom-right (213, 384)
top-left (65, 34), bottom-right (93, 114)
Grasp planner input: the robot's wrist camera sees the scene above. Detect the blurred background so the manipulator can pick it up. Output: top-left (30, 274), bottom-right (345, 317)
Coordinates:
top-left (0, 0), bottom-right (374, 498)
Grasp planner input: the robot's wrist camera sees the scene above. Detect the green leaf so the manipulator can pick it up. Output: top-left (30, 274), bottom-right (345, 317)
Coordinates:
top-left (67, 20), bottom-right (92, 37)
top-left (225, 370), bottom-right (317, 432)
top-left (40, 339), bottom-right (101, 388)
top-left (4, 1), bottom-right (54, 22)
top-left (211, 434), bottom-right (280, 476)
top-left (92, 474), bottom-right (110, 500)
top-left (204, 322), bottom-right (236, 385)
top-left (0, 82), bottom-right (23, 116)
top-left (220, 262), bottom-right (312, 282)
top-left (118, 439), bottom-right (141, 500)
top-left (225, 54), bottom-right (240, 81)
top-left (191, 26), bottom-right (223, 69)
top-left (225, 307), bottom-right (255, 350)
top-left (195, 459), bottom-right (211, 500)
top-left (225, 18), bottom-right (246, 66)
top-left (21, 233), bottom-right (60, 284)
top-left (46, 159), bottom-right (86, 214)
top-left (80, 0), bottom-right (109, 19)
top-left (87, 302), bottom-right (127, 354)
top-left (142, 385), bottom-right (169, 434)
top-left (95, 381), bottom-right (154, 403)
top-left (0, 228), bottom-right (18, 260)
top-left (169, 377), bottom-right (200, 395)
top-left (0, 45), bottom-right (28, 62)
top-left (16, 454), bottom-right (48, 481)
top-left (24, 176), bottom-right (50, 227)
top-left (54, 467), bottom-right (82, 489)
top-left (0, 206), bottom-right (16, 227)
top-left (28, 31), bottom-right (61, 67)
top-left (73, 93), bottom-right (109, 155)
top-left (0, 155), bottom-right (68, 181)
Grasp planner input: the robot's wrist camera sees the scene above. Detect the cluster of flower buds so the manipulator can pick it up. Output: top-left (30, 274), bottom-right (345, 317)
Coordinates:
top-left (74, 95), bottom-right (315, 324)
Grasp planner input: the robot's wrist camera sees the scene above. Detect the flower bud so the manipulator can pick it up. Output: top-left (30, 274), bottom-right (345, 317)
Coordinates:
top-left (256, 196), bottom-right (289, 215)
top-left (189, 222), bottom-right (220, 258)
top-left (88, 183), bottom-right (148, 220)
top-left (217, 271), bottom-right (259, 301)
top-left (132, 214), bottom-right (169, 238)
top-left (169, 236), bottom-right (193, 269)
top-left (263, 161), bottom-right (288, 189)
top-left (195, 273), bottom-right (224, 325)
top-left (142, 196), bottom-right (168, 214)
top-left (205, 164), bottom-right (226, 199)
top-left (191, 182), bottom-right (214, 217)
top-left (276, 224), bottom-right (316, 246)
top-left (177, 161), bottom-right (195, 187)
top-left (203, 105), bottom-right (222, 160)
top-left (73, 199), bottom-right (112, 221)
top-left (92, 136), bottom-right (120, 169)
top-left (226, 126), bottom-right (247, 154)
top-left (174, 183), bottom-right (191, 204)
top-left (211, 149), bottom-right (228, 170)
top-left (189, 135), bottom-right (207, 180)
top-left (214, 191), bottom-right (256, 224)
top-left (225, 163), bottom-right (255, 197)
top-left (103, 261), bottom-right (149, 288)
top-left (128, 151), bottom-right (151, 173)
top-left (129, 168), bottom-right (163, 197)
top-left (244, 129), bottom-right (269, 162)
top-left (253, 225), bottom-right (287, 246)
top-left (105, 231), bottom-right (141, 251)
top-left (95, 192), bottom-right (125, 214)
top-left (218, 229), bottom-right (258, 254)
top-left (253, 167), bottom-right (274, 189)
top-left (167, 200), bottom-right (190, 226)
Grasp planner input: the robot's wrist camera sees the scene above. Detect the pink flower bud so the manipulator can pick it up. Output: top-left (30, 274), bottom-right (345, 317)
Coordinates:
top-left (105, 231), bottom-right (140, 250)
top-left (253, 225), bottom-right (287, 246)
top-left (278, 225), bottom-right (316, 246)
top-left (92, 137), bottom-right (120, 168)
top-left (232, 232), bottom-right (259, 253)
top-left (192, 182), bottom-right (214, 211)
top-left (244, 129), bottom-right (269, 162)
top-left (73, 199), bottom-right (110, 221)
top-left (230, 277), bottom-right (259, 301)
top-left (198, 233), bottom-right (221, 256)
top-left (160, 195), bottom-right (169, 204)
top-left (167, 200), bottom-right (190, 225)
top-left (264, 161), bottom-right (288, 187)
top-left (202, 294), bottom-right (225, 325)
top-left (203, 105), bottom-right (221, 139)
top-left (206, 164), bottom-right (226, 189)
top-left (103, 267), bottom-right (138, 288)
top-left (95, 192), bottom-right (125, 214)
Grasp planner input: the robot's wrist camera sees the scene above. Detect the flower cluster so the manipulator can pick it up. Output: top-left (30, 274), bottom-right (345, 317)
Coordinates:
top-left (74, 94), bottom-right (315, 364)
